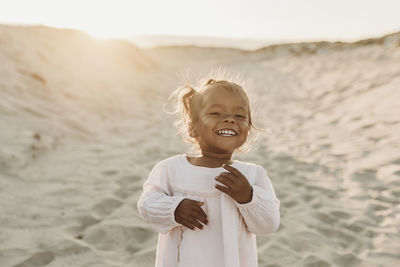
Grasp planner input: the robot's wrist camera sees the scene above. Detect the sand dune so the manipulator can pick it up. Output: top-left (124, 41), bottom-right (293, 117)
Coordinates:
top-left (0, 25), bottom-right (399, 267)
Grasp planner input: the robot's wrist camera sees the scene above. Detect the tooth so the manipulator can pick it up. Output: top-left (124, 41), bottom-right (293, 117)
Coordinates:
top-left (217, 129), bottom-right (237, 136)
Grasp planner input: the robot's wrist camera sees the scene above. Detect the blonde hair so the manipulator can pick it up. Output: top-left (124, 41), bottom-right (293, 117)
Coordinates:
top-left (166, 74), bottom-right (261, 154)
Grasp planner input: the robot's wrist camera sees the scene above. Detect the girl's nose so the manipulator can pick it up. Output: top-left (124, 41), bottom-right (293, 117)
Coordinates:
top-left (223, 115), bottom-right (235, 123)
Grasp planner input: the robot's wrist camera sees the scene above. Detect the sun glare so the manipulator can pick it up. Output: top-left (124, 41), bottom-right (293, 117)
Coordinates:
top-left (82, 26), bottom-right (126, 39)
top-left (68, 18), bottom-right (133, 39)
top-left (75, 16), bottom-right (138, 39)
top-left (30, 0), bottom-right (142, 39)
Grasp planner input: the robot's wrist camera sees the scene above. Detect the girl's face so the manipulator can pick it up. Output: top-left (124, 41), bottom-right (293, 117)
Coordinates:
top-left (192, 87), bottom-right (250, 154)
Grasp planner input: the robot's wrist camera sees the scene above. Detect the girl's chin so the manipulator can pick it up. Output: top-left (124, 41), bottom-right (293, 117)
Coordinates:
top-left (200, 147), bottom-right (235, 155)
top-left (211, 146), bottom-right (240, 154)
top-left (199, 141), bottom-right (245, 154)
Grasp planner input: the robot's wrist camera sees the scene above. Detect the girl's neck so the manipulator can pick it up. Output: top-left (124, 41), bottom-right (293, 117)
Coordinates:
top-left (187, 151), bottom-right (234, 168)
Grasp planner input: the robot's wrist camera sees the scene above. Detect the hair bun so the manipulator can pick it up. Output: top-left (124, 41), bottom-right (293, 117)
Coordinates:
top-left (205, 79), bottom-right (216, 86)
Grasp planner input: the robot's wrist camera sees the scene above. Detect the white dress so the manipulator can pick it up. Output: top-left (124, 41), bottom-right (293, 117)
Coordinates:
top-left (136, 154), bottom-right (280, 267)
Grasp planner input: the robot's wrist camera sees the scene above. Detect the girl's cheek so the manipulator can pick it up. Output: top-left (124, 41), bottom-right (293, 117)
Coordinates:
top-left (239, 120), bottom-right (250, 126)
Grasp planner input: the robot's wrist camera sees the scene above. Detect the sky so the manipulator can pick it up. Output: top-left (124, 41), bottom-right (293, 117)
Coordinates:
top-left (1, 0), bottom-right (400, 42)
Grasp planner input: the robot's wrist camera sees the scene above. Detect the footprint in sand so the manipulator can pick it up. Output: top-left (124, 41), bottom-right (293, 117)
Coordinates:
top-left (92, 198), bottom-right (123, 218)
top-left (314, 211), bottom-right (336, 224)
top-left (330, 210), bottom-right (352, 220)
top-left (314, 226), bottom-right (357, 249)
top-left (13, 251), bottom-right (55, 267)
top-left (116, 175), bottom-right (141, 187)
top-left (102, 169), bottom-right (119, 176)
top-left (113, 175), bottom-right (143, 199)
top-left (83, 224), bottom-right (154, 253)
top-left (113, 187), bottom-right (136, 199)
top-left (287, 231), bottom-right (326, 253)
top-left (391, 158), bottom-right (400, 165)
top-left (65, 215), bottom-right (101, 238)
top-left (332, 253), bottom-right (361, 266)
top-left (344, 221), bottom-right (365, 233)
top-left (282, 199), bottom-right (298, 208)
top-left (301, 255), bottom-right (331, 267)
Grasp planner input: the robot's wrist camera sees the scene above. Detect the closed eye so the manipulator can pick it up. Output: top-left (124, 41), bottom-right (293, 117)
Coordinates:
top-left (210, 112), bottom-right (221, 115)
top-left (235, 114), bottom-right (246, 119)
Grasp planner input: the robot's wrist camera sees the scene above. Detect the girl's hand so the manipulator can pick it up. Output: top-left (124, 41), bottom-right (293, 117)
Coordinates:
top-left (215, 164), bottom-right (253, 204)
top-left (174, 199), bottom-right (208, 230)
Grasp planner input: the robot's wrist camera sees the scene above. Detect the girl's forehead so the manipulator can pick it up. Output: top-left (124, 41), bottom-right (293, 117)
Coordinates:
top-left (200, 86), bottom-right (249, 106)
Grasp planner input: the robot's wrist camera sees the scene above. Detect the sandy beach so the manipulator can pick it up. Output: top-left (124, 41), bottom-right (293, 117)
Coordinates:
top-left (0, 25), bottom-right (399, 267)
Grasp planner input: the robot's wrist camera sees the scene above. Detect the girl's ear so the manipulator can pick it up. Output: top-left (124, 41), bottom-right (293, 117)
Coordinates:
top-left (188, 123), bottom-right (198, 138)
top-left (189, 128), bottom-right (198, 138)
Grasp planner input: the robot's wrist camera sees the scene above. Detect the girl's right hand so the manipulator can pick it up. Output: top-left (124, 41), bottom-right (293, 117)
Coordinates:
top-left (174, 199), bottom-right (208, 230)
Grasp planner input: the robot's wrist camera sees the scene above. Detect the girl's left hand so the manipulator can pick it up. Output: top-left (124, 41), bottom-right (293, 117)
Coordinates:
top-left (215, 164), bottom-right (253, 204)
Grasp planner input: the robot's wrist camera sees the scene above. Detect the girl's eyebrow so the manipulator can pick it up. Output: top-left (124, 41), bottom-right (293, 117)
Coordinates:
top-left (208, 104), bottom-right (248, 111)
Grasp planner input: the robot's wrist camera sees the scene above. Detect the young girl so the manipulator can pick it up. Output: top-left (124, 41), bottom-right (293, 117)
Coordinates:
top-left (137, 78), bottom-right (280, 267)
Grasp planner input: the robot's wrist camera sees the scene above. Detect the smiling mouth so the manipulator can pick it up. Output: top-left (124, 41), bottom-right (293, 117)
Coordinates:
top-left (216, 129), bottom-right (237, 136)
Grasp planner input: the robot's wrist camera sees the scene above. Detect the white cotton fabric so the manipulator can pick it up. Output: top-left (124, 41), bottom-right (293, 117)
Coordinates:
top-left (137, 154), bottom-right (280, 267)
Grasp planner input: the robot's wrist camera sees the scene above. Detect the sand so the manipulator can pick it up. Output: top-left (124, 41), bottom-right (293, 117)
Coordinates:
top-left (0, 24), bottom-right (399, 267)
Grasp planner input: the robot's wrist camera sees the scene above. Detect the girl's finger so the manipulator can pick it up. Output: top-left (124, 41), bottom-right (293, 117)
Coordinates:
top-left (223, 164), bottom-right (242, 177)
top-left (179, 218), bottom-right (194, 230)
top-left (215, 184), bottom-right (232, 195)
top-left (188, 217), bottom-right (204, 230)
top-left (216, 175), bottom-right (234, 186)
top-left (220, 172), bottom-right (238, 181)
top-left (176, 218), bottom-right (189, 228)
top-left (188, 199), bottom-right (203, 206)
top-left (192, 209), bottom-right (208, 225)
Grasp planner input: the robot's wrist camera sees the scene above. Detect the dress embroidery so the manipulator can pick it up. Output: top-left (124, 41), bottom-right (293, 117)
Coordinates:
top-left (177, 227), bottom-right (185, 263)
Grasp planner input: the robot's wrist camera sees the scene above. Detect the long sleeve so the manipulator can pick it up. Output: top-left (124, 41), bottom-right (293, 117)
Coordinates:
top-left (234, 165), bottom-right (280, 235)
top-left (137, 161), bottom-right (186, 234)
